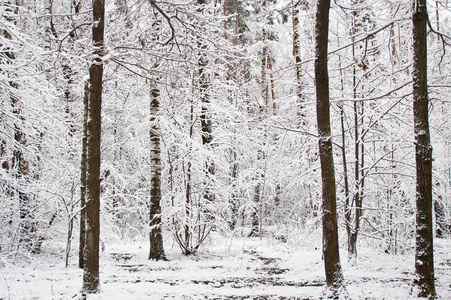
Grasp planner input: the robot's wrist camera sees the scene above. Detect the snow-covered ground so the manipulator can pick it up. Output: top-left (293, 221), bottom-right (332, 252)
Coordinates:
top-left (1, 234), bottom-right (450, 299)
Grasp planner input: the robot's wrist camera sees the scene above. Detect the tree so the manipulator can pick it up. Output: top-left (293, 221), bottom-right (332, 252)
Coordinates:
top-left (149, 76), bottom-right (166, 260)
top-left (412, 0), bottom-right (435, 297)
top-left (314, 0), bottom-right (344, 289)
top-left (82, 0), bottom-right (105, 292)
top-left (292, 0), bottom-right (308, 122)
top-left (149, 15), bottom-right (166, 261)
top-left (345, 0), bottom-right (377, 260)
top-left (198, 0), bottom-right (215, 218)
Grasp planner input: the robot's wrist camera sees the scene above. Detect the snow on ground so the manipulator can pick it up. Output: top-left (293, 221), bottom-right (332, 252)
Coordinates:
top-left (0, 234), bottom-right (450, 299)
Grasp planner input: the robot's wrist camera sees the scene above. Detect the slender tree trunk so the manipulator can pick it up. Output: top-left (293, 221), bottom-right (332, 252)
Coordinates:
top-left (184, 102), bottom-right (194, 255)
top-left (149, 47), bottom-right (166, 260)
top-left (359, 103), bottom-right (364, 239)
top-left (349, 62), bottom-right (360, 258)
top-left (348, 12), bottom-right (361, 259)
top-left (148, 13), bottom-right (165, 261)
top-left (198, 45), bottom-right (213, 148)
top-left (261, 30), bottom-right (268, 111)
top-left (249, 183), bottom-right (260, 237)
top-left (14, 93), bottom-right (35, 253)
top-left (198, 35), bottom-right (215, 204)
top-left (229, 150), bottom-right (239, 230)
top-left (222, 0), bottom-right (240, 231)
top-left (340, 105), bottom-right (351, 245)
top-left (347, 3), bottom-right (367, 260)
top-left (44, 0), bottom-right (52, 53)
top-left (292, 0), bottom-right (306, 122)
top-left (337, 22), bottom-right (351, 257)
top-left (412, 0), bottom-right (435, 297)
top-left (267, 55), bottom-right (276, 116)
top-left (314, 0), bottom-right (344, 288)
top-left (388, 4), bottom-right (400, 90)
top-left (79, 81), bottom-right (88, 269)
top-left (249, 0), bottom-right (269, 238)
top-left (82, 0), bottom-right (104, 292)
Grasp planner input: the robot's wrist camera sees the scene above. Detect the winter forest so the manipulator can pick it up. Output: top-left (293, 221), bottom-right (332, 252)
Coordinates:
top-left (1, 0), bottom-right (451, 298)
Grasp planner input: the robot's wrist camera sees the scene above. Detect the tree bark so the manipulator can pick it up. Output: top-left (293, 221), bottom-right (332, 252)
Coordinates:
top-left (267, 54), bottom-right (276, 116)
top-left (314, 0), bottom-right (344, 288)
top-left (14, 90), bottom-right (36, 253)
top-left (149, 44), bottom-right (166, 259)
top-left (198, 33), bottom-right (215, 203)
top-left (412, 0), bottom-right (435, 297)
top-left (44, 0), bottom-right (52, 53)
top-left (82, 0), bottom-right (104, 292)
top-left (292, 0), bottom-right (306, 123)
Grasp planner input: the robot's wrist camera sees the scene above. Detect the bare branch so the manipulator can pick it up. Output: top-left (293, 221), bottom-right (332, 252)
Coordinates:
top-left (148, 0), bottom-right (175, 46)
top-left (426, 13), bottom-right (451, 65)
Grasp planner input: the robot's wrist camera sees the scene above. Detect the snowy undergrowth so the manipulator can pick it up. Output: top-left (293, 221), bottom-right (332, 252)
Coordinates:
top-left (1, 234), bottom-right (450, 299)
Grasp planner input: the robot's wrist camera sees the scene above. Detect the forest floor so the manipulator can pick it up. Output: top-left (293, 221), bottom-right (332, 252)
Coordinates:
top-left (0, 233), bottom-right (450, 299)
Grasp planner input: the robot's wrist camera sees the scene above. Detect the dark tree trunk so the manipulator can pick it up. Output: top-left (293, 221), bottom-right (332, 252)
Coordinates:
top-left (82, 0), bottom-right (104, 292)
top-left (79, 81), bottom-right (88, 269)
top-left (412, 0), bottom-right (435, 297)
top-left (314, 0), bottom-right (344, 288)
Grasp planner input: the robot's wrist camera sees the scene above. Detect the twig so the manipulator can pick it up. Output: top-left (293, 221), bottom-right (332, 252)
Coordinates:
top-left (148, 0), bottom-right (175, 46)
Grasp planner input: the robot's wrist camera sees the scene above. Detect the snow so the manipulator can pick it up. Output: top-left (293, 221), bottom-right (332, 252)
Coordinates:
top-left (1, 234), bottom-right (450, 299)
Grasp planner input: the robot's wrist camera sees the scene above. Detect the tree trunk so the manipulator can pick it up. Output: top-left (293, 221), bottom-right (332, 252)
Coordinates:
top-left (292, 0), bottom-right (306, 122)
top-left (14, 99), bottom-right (35, 252)
top-left (249, 0), bottom-right (269, 238)
top-left (79, 81), bottom-right (88, 269)
top-left (184, 102), bottom-right (194, 254)
top-left (348, 8), bottom-right (366, 259)
top-left (267, 54), bottom-right (276, 116)
top-left (261, 30), bottom-right (268, 112)
top-left (229, 150), bottom-right (239, 231)
top-left (149, 42), bottom-right (166, 259)
top-left (340, 105), bottom-right (351, 249)
top-left (412, 0), bottom-right (435, 297)
top-left (43, 0), bottom-right (52, 53)
top-left (82, 0), bottom-right (104, 292)
top-left (314, 0), bottom-right (344, 288)
top-left (349, 81), bottom-right (360, 258)
top-left (249, 183), bottom-right (260, 237)
top-left (222, 0), bottom-right (240, 231)
top-left (198, 32), bottom-right (215, 204)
